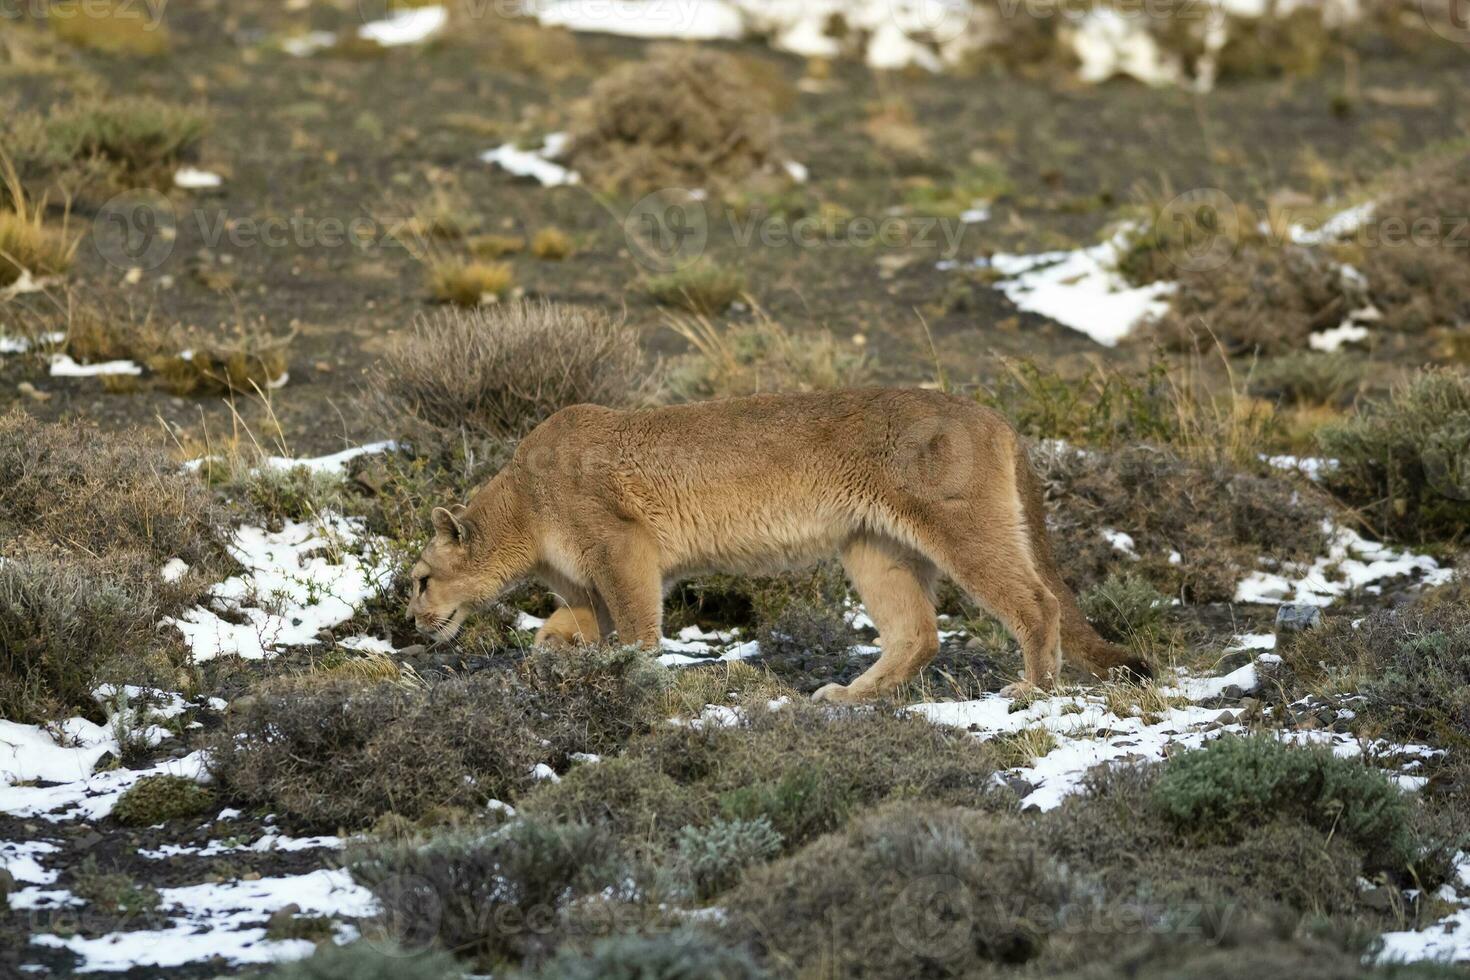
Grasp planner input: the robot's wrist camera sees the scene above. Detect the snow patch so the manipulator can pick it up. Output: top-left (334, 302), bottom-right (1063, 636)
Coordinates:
top-left (482, 133), bottom-right (581, 188)
top-left (1234, 521), bottom-right (1452, 606)
top-left (358, 4), bottom-right (447, 46)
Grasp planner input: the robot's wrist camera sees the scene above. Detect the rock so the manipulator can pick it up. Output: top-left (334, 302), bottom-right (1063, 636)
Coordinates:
top-left (1361, 886), bottom-right (1397, 913)
top-left (1001, 774), bottom-right (1034, 798)
top-left (0, 867), bottom-right (14, 902)
top-left (1220, 684), bottom-right (1245, 701)
top-left (396, 644), bottom-right (428, 658)
top-left (267, 904), bottom-right (302, 934)
top-left (1215, 711), bottom-right (1236, 725)
top-left (1275, 603), bottom-right (1323, 637)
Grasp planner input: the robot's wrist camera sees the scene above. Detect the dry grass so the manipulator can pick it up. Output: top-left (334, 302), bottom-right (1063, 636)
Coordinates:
top-left (989, 726), bottom-right (1060, 768)
top-left (665, 307), bottom-right (870, 400)
top-left (531, 227), bottom-right (573, 260)
top-left (0, 154), bottom-right (77, 287)
top-left (426, 257), bottom-right (513, 306)
top-left (50, 0), bottom-right (171, 57)
top-left (48, 96), bottom-right (206, 181)
top-left (364, 300), bottom-right (652, 448)
top-left (467, 232), bottom-right (525, 258)
top-left (643, 260), bottom-right (746, 315)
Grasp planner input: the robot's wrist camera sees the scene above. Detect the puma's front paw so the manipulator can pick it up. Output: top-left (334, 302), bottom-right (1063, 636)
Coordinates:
top-left (998, 680), bottom-right (1042, 700)
top-left (812, 682), bottom-right (857, 704)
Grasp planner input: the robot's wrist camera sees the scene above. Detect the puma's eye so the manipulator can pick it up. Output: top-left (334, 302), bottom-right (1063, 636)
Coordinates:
top-left (417, 575), bottom-right (430, 594)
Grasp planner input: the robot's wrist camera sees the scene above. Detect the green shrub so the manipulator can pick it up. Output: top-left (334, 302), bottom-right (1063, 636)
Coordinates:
top-left (1151, 735), bottom-right (1414, 872)
top-left (265, 940), bottom-right (460, 980)
top-left (1317, 369), bottom-right (1470, 542)
top-left (525, 930), bottom-right (769, 980)
top-left (347, 819), bottom-right (628, 967)
top-left (71, 857), bottom-right (160, 915)
top-left (111, 775), bottom-right (215, 826)
top-left (981, 357), bottom-right (1181, 449)
top-left (722, 802), bottom-right (1097, 978)
top-left (673, 817), bottom-right (783, 900)
top-left (1079, 573), bottom-right (1169, 644)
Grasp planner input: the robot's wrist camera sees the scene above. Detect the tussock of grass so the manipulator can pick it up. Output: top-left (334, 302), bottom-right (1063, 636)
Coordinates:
top-left (50, 0), bottom-right (171, 57)
top-left (364, 301), bottom-right (651, 450)
top-left (989, 726), bottom-right (1060, 768)
top-left (468, 232), bottom-right (526, 258)
top-left (49, 97), bottom-right (206, 179)
top-left (0, 155), bottom-right (76, 286)
top-left (1317, 368), bottom-right (1470, 542)
top-left (665, 308), bottom-right (870, 400)
top-left (426, 257), bottom-right (513, 306)
top-left (643, 260), bottom-right (745, 316)
top-left (531, 227), bottom-right (573, 260)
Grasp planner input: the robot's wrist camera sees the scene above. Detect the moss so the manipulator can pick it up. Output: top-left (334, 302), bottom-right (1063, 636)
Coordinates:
top-left (112, 775), bottom-right (215, 826)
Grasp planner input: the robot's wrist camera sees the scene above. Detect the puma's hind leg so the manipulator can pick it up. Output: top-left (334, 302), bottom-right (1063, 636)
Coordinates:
top-left (813, 535), bottom-right (940, 704)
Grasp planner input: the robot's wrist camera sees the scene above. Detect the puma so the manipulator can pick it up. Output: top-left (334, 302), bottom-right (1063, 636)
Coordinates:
top-left (407, 387), bottom-right (1149, 701)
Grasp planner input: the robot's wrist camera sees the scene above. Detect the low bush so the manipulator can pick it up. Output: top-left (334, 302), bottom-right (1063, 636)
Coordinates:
top-left (616, 701), bottom-right (1001, 850)
top-left (1033, 441), bottom-right (1332, 601)
top-left (265, 940), bottom-right (461, 980)
top-left (0, 548), bottom-right (178, 723)
top-left (1078, 573), bottom-right (1169, 644)
top-left (672, 817), bottom-right (784, 900)
top-left (71, 857), bottom-right (160, 915)
top-left (347, 819), bottom-right (628, 967)
top-left (563, 45), bottom-right (780, 197)
top-left (520, 756), bottom-right (704, 843)
top-left (0, 409), bottom-right (225, 567)
top-left (524, 930), bottom-right (769, 980)
top-left (1151, 735), bottom-right (1414, 872)
top-left (363, 302), bottom-right (650, 453)
top-left (722, 801), bottom-right (1098, 978)
top-left (209, 648), bottom-right (669, 830)
top-left (751, 600), bottom-right (853, 664)
top-left (111, 775), bottom-right (215, 826)
top-left (1249, 351), bottom-right (1367, 408)
top-left (665, 311), bottom-right (870, 401)
top-left (1316, 368), bottom-right (1470, 542)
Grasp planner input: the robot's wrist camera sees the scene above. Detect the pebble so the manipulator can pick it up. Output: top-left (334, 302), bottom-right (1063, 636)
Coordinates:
top-left (1275, 603), bottom-right (1323, 636)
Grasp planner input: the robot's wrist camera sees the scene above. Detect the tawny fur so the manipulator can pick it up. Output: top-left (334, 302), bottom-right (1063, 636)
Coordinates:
top-left (407, 388), bottom-right (1149, 701)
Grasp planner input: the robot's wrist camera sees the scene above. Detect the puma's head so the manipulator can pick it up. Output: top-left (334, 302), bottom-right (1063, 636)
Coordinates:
top-left (407, 504), bottom-right (481, 641)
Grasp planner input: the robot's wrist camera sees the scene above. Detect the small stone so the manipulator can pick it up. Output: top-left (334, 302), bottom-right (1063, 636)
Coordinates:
top-left (1275, 603), bottom-right (1323, 636)
top-left (1361, 886), bottom-right (1396, 913)
top-left (1220, 684), bottom-right (1245, 701)
top-left (267, 904), bottom-right (302, 933)
top-left (1297, 715), bottom-right (1323, 730)
top-left (1215, 711), bottom-right (1236, 725)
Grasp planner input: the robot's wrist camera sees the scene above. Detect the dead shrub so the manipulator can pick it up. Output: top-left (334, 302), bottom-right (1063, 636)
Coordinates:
top-left (1360, 151), bottom-right (1470, 335)
top-left (721, 801), bottom-right (1097, 978)
top-left (1150, 243), bottom-right (1356, 356)
top-left (208, 674), bottom-right (546, 831)
top-left (563, 45), bottom-right (781, 197)
top-left (0, 409), bottom-right (225, 566)
top-left (1034, 441), bottom-right (1333, 601)
top-left (363, 301), bottom-right (651, 450)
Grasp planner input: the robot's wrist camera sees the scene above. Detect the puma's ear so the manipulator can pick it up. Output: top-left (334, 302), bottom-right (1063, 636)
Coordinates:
top-left (431, 505), bottom-right (467, 543)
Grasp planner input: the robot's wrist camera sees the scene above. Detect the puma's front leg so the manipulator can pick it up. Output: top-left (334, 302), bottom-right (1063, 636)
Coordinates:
top-left (534, 604), bottom-right (602, 647)
top-left (588, 532), bottom-right (664, 649)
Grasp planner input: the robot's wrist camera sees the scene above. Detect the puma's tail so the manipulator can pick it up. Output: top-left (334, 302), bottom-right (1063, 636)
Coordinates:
top-left (1013, 442), bottom-right (1153, 683)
